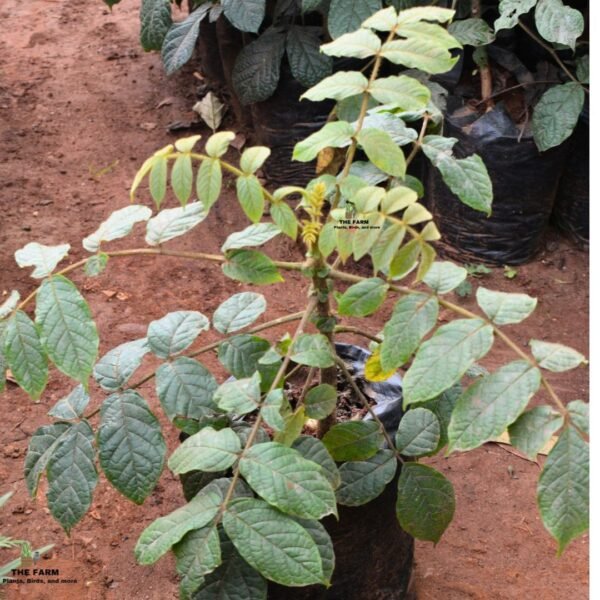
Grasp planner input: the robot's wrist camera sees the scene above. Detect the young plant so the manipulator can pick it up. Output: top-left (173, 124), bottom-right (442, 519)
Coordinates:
top-left (1, 6), bottom-right (588, 598)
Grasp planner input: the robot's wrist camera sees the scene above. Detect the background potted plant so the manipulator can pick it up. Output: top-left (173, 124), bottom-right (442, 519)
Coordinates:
top-left (1, 6), bottom-right (588, 599)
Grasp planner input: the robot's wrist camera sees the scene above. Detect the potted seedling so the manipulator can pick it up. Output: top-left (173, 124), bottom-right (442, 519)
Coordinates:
top-left (1, 6), bottom-right (588, 599)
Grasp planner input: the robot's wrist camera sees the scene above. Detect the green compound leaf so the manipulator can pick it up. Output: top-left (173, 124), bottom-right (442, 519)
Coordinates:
top-left (403, 318), bottom-right (494, 406)
top-left (140, 0), bottom-right (172, 51)
top-left (162, 5), bottom-right (210, 75)
top-left (135, 481), bottom-right (223, 565)
top-left (146, 202), bottom-right (208, 246)
top-left (447, 361), bottom-right (541, 452)
top-left (222, 0), bottom-right (266, 33)
top-left (222, 249), bottom-right (284, 285)
top-left (322, 421), bottom-right (383, 461)
top-left (337, 278), bottom-right (389, 317)
top-left (532, 82), bottom-right (585, 151)
top-left (381, 293), bottom-right (439, 372)
top-left (236, 175), bottom-right (265, 223)
top-left (328, 0), bottom-right (381, 39)
top-left (529, 339), bottom-right (586, 372)
top-left (336, 449), bottom-right (397, 507)
top-left (422, 135), bottom-right (493, 214)
top-left (508, 405), bottom-right (564, 460)
top-left (93, 338), bottom-right (149, 392)
top-left (36, 275), bottom-right (99, 385)
top-left (47, 421), bottom-right (98, 533)
top-left (304, 384), bottom-right (337, 420)
top-left (24, 423), bottom-right (72, 497)
top-left (173, 525), bottom-right (221, 600)
top-left (218, 335), bottom-right (271, 378)
top-left (293, 120), bottom-right (354, 161)
top-left (232, 29), bottom-right (286, 104)
top-left (534, 0), bottom-right (584, 50)
top-left (156, 357), bottom-right (218, 421)
top-left (214, 372), bottom-right (262, 414)
top-left (98, 391), bottom-right (166, 504)
top-left (222, 498), bottom-right (325, 586)
top-left (476, 287), bottom-right (537, 325)
top-left (48, 384), bottom-right (90, 420)
top-left (537, 426), bottom-right (589, 555)
top-left (357, 128), bottom-right (406, 177)
top-left (192, 535), bottom-right (267, 600)
top-left (291, 333), bottom-right (335, 368)
top-left (5, 310), bottom-right (48, 400)
top-left (213, 292), bottom-right (267, 334)
top-left (301, 72), bottom-right (368, 102)
top-left (147, 310), bottom-right (209, 359)
top-left (396, 408), bottom-right (440, 456)
top-left (240, 442), bottom-right (337, 519)
top-left (423, 261), bottom-right (467, 294)
top-left (197, 159), bottom-right (222, 210)
top-left (222, 224), bottom-right (281, 253)
top-left (292, 435), bottom-right (341, 489)
top-left (169, 427), bottom-right (241, 474)
top-left (286, 26), bottom-right (332, 88)
top-left (396, 463), bottom-right (455, 543)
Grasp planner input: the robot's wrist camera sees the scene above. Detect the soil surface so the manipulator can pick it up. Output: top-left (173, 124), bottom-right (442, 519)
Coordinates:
top-left (0, 1), bottom-right (589, 599)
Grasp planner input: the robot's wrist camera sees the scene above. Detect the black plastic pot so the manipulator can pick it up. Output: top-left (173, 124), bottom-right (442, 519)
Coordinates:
top-left (551, 105), bottom-right (589, 248)
top-left (425, 98), bottom-right (569, 265)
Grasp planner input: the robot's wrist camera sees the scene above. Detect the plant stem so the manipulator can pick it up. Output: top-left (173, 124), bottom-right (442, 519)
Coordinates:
top-left (334, 356), bottom-right (403, 464)
top-left (472, 0), bottom-right (494, 109)
top-left (334, 326), bottom-right (382, 344)
top-left (405, 114), bottom-right (431, 169)
top-left (518, 20), bottom-right (588, 92)
top-left (218, 295), bottom-right (319, 515)
top-left (474, 80), bottom-right (562, 107)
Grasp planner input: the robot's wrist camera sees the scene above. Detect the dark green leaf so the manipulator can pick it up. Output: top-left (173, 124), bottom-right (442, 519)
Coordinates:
top-left (292, 435), bottom-right (341, 488)
top-left (222, 0), bottom-right (266, 33)
top-left (448, 18), bottom-right (494, 46)
top-left (147, 310), bottom-right (209, 359)
top-left (286, 26), bottom-right (332, 88)
top-left (338, 278), bottom-right (389, 317)
top-left (396, 408), bottom-right (440, 456)
top-left (214, 372), bottom-right (262, 415)
top-left (567, 400), bottom-right (588, 435)
top-left (290, 333), bottom-right (335, 368)
top-left (328, 0), bottom-right (382, 39)
top-left (93, 338), bottom-right (149, 392)
top-left (304, 384), bottom-right (337, 420)
top-left (218, 334), bottom-right (271, 378)
top-left (48, 384), bottom-right (90, 420)
top-left (140, 0), bottom-right (172, 51)
top-left (322, 421), bottom-right (383, 461)
top-left (222, 250), bottom-right (284, 285)
top-left (508, 406), bottom-right (564, 460)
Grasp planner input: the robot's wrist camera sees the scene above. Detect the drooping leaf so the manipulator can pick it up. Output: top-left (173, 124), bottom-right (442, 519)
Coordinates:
top-left (423, 261), bottom-right (467, 294)
top-left (422, 136), bottom-right (493, 214)
top-left (529, 340), bottom-right (586, 372)
top-left (213, 293), bottom-right (267, 334)
top-left (48, 384), bottom-right (90, 420)
top-left (357, 128), bottom-right (406, 177)
top-left (232, 29), bottom-right (286, 104)
top-left (162, 5), bottom-right (211, 75)
top-left (448, 18), bottom-right (494, 46)
top-left (147, 310), bottom-right (209, 359)
top-left (494, 0), bottom-right (536, 31)
top-left (173, 525), bottom-right (221, 599)
top-left (380, 293), bottom-right (438, 371)
top-left (83, 205), bottom-right (152, 252)
top-left (239, 442), bottom-right (337, 519)
top-left (396, 463), bottom-right (455, 543)
top-left (322, 421), bottom-right (383, 461)
top-left (336, 449), bottom-right (397, 507)
top-left (169, 427), bottom-right (241, 474)
top-left (293, 121), bottom-right (354, 161)
top-left (218, 335), bottom-right (271, 379)
top-left (98, 391), bottom-right (166, 504)
top-left (222, 0), bottom-right (266, 33)
top-left (508, 405), bottom-right (564, 460)
top-left (14, 242), bottom-right (70, 279)
top-left (532, 83), bottom-right (585, 151)
top-left (403, 318), bottom-right (494, 405)
top-left (396, 408), bottom-right (440, 456)
top-left (222, 223), bottom-right (280, 252)
top-left (328, 0), bottom-right (381, 39)
top-left (286, 26), bottom-right (332, 88)
top-left (364, 346), bottom-right (397, 382)
top-left (5, 310), bottom-right (48, 400)
top-left (337, 278), bottom-right (389, 317)
top-left (447, 361), bottom-right (541, 452)
top-left (24, 423), bottom-right (72, 497)
top-left (36, 276), bottom-right (99, 384)
top-left (93, 338), bottom-right (149, 392)
top-left (476, 287), bottom-right (537, 325)
top-left (194, 92), bottom-right (226, 131)
top-left (135, 481), bottom-right (223, 564)
top-left (537, 426), bottom-right (588, 554)
top-left (47, 421), bottom-right (98, 533)
top-left (321, 28), bottom-right (382, 58)
top-left (140, 0), bottom-right (172, 51)
top-left (290, 333), bottom-right (335, 368)
top-left (146, 202), bottom-right (207, 245)
top-left (222, 498), bottom-right (325, 586)
top-left (291, 436), bottom-right (340, 489)
top-left (534, 0), bottom-right (584, 50)
top-left (156, 357), bottom-right (218, 421)
top-left (214, 372), bottom-right (262, 415)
